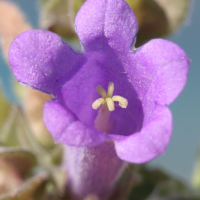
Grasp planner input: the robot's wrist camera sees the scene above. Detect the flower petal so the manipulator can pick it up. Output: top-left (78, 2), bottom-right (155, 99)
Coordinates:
top-left (9, 30), bottom-right (83, 94)
top-left (43, 99), bottom-right (106, 147)
top-left (126, 39), bottom-right (189, 106)
top-left (114, 106), bottom-right (172, 163)
top-left (75, 0), bottom-right (138, 53)
top-left (58, 121), bottom-right (107, 147)
top-left (43, 99), bottom-right (77, 140)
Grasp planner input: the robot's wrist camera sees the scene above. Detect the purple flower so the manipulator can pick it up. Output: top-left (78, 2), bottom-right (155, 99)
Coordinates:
top-left (9, 0), bottom-right (189, 198)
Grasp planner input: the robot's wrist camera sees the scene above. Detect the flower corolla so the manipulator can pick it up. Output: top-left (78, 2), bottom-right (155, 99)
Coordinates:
top-left (9, 0), bottom-right (189, 163)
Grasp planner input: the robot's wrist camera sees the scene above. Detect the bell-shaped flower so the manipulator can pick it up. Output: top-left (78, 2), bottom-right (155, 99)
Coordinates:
top-left (9, 0), bottom-right (189, 198)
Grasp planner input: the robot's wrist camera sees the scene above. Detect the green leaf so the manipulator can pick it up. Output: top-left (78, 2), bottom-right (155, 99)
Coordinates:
top-left (50, 144), bottom-right (63, 165)
top-left (0, 89), bottom-right (11, 130)
top-left (154, 0), bottom-right (190, 32)
top-left (50, 168), bottom-right (67, 192)
top-left (0, 160), bottom-right (23, 196)
top-left (110, 164), bottom-right (141, 200)
top-left (83, 194), bottom-right (99, 200)
top-left (0, 107), bottom-right (23, 146)
top-left (0, 106), bottom-right (52, 166)
top-left (40, 0), bottom-right (77, 39)
top-left (147, 195), bottom-right (200, 200)
top-left (0, 147), bottom-right (37, 177)
top-left (127, 165), bottom-right (196, 200)
top-left (126, 0), bottom-right (191, 46)
top-left (0, 172), bottom-right (48, 200)
top-left (191, 148), bottom-right (200, 189)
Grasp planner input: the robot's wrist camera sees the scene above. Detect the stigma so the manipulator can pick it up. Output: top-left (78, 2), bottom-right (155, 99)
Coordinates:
top-left (92, 82), bottom-right (128, 111)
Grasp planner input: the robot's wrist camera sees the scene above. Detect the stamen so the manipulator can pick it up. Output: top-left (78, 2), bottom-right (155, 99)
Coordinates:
top-left (105, 98), bottom-right (115, 111)
top-left (92, 82), bottom-right (128, 133)
top-left (107, 82), bottom-right (114, 98)
top-left (92, 98), bottom-right (105, 109)
top-left (112, 95), bottom-right (128, 108)
top-left (96, 86), bottom-right (107, 99)
top-left (92, 82), bottom-right (128, 112)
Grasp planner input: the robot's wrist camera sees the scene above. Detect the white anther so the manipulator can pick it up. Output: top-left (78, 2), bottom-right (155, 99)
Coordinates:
top-left (107, 82), bottom-right (114, 98)
top-left (112, 95), bottom-right (128, 108)
top-left (96, 86), bottom-right (107, 99)
top-left (92, 98), bottom-right (105, 109)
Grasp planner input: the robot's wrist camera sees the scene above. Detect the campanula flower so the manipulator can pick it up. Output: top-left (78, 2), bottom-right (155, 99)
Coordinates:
top-left (9, 0), bottom-right (189, 198)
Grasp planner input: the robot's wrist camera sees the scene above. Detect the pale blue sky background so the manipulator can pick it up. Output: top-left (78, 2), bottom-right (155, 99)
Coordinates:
top-left (150, 0), bottom-right (200, 182)
top-left (0, 0), bottom-right (200, 182)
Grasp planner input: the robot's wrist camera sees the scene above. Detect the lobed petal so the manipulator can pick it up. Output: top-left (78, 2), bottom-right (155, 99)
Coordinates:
top-left (75, 0), bottom-right (138, 53)
top-left (9, 30), bottom-right (83, 94)
top-left (126, 39), bottom-right (189, 106)
top-left (122, 39), bottom-right (189, 125)
top-left (114, 106), bottom-right (172, 163)
top-left (43, 99), bottom-right (106, 147)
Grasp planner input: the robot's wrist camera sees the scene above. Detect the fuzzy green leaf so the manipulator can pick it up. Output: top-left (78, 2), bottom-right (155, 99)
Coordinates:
top-left (127, 165), bottom-right (195, 200)
top-left (0, 172), bottom-right (48, 200)
top-left (0, 147), bottom-right (37, 177)
top-left (0, 106), bottom-right (52, 166)
top-left (126, 0), bottom-right (191, 46)
top-left (0, 89), bottom-right (11, 130)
